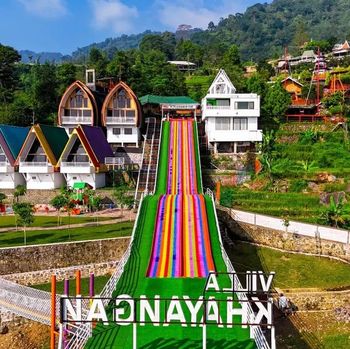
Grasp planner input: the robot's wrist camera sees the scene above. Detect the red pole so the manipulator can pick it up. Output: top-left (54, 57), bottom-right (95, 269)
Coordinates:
top-left (51, 275), bottom-right (56, 349)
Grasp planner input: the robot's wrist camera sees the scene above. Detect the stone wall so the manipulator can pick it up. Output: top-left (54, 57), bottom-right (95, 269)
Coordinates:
top-left (2, 261), bottom-right (118, 286)
top-left (217, 208), bottom-right (350, 262)
top-left (202, 170), bottom-right (251, 188)
top-left (0, 237), bottom-right (130, 275)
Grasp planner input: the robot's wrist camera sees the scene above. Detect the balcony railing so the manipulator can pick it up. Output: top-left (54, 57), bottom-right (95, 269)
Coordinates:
top-left (105, 117), bottom-right (136, 124)
top-left (61, 116), bottom-right (91, 124)
top-left (206, 105), bottom-right (231, 110)
top-left (61, 162), bottom-right (91, 167)
top-left (20, 162), bottom-right (49, 167)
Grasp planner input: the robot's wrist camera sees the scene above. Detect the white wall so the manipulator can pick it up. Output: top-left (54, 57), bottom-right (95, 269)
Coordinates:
top-left (0, 172), bottom-right (26, 189)
top-left (26, 173), bottom-right (66, 190)
top-left (106, 126), bottom-right (139, 146)
top-left (65, 173), bottom-right (106, 189)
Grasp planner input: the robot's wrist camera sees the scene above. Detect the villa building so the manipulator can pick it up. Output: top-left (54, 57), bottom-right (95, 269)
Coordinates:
top-left (59, 125), bottom-right (113, 189)
top-left (17, 125), bottom-right (68, 189)
top-left (0, 125), bottom-right (29, 189)
top-left (201, 69), bottom-right (262, 153)
top-left (101, 81), bottom-right (142, 149)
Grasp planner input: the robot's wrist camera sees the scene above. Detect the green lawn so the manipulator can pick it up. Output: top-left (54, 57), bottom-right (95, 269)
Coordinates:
top-left (227, 241), bottom-right (350, 289)
top-left (221, 187), bottom-right (324, 224)
top-left (0, 215), bottom-right (114, 228)
top-left (0, 222), bottom-right (133, 248)
top-left (32, 275), bottom-right (111, 295)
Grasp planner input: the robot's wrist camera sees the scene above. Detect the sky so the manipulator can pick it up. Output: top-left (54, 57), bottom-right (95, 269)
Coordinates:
top-left (0, 0), bottom-right (271, 54)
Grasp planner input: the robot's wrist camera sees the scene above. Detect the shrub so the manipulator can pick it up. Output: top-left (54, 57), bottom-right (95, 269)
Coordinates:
top-left (289, 179), bottom-right (308, 193)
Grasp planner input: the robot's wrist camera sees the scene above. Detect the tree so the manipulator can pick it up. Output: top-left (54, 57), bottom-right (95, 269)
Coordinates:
top-left (0, 192), bottom-right (6, 204)
top-left (222, 44), bottom-right (241, 67)
top-left (50, 194), bottom-right (69, 226)
top-left (175, 40), bottom-right (203, 66)
top-left (113, 186), bottom-right (134, 218)
top-left (14, 185), bottom-right (26, 203)
top-left (88, 48), bottom-right (108, 78)
top-left (13, 202), bottom-right (34, 245)
top-left (57, 63), bottom-right (77, 95)
top-left (262, 82), bottom-right (291, 124)
top-left (0, 44), bottom-right (21, 105)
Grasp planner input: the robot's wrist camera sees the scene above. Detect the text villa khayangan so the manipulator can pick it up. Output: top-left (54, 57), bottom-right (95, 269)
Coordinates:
top-left (61, 272), bottom-right (275, 328)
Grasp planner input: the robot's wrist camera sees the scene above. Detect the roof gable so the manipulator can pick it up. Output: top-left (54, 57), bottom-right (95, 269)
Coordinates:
top-left (39, 125), bottom-right (68, 162)
top-left (208, 69), bottom-right (236, 95)
top-left (282, 77), bottom-right (303, 87)
top-left (0, 125), bottom-right (29, 165)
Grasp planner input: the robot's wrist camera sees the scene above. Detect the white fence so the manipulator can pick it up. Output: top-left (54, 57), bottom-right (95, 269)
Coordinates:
top-left (221, 207), bottom-right (350, 245)
top-left (206, 189), bottom-right (274, 349)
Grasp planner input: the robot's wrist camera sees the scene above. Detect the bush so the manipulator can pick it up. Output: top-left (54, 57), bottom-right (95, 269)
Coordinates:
top-left (289, 179), bottom-right (308, 193)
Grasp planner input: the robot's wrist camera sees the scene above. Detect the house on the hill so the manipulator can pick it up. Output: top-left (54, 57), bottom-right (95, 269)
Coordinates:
top-left (101, 81), bottom-right (142, 149)
top-left (282, 77), bottom-right (303, 101)
top-left (201, 69), bottom-right (262, 153)
top-left (17, 125), bottom-right (68, 189)
top-left (332, 40), bottom-right (350, 58)
top-left (0, 125), bottom-right (29, 189)
top-left (59, 125), bottom-right (113, 189)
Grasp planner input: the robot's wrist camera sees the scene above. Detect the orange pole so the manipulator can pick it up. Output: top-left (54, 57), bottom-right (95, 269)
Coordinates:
top-left (51, 275), bottom-right (56, 349)
top-left (215, 181), bottom-right (221, 203)
top-left (76, 270), bottom-right (81, 295)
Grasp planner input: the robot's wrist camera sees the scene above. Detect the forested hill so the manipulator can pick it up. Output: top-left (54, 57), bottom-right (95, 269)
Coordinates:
top-left (18, 0), bottom-right (350, 63)
top-left (191, 0), bottom-right (350, 60)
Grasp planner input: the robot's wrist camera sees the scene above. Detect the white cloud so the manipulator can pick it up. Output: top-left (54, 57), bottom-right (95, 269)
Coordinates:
top-left (90, 0), bottom-right (138, 33)
top-left (18, 0), bottom-right (67, 18)
top-left (157, 0), bottom-right (249, 30)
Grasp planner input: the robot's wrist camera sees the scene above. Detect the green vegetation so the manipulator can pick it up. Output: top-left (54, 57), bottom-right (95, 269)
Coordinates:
top-left (0, 222), bottom-right (133, 248)
top-left (0, 215), bottom-right (112, 228)
top-left (221, 187), bottom-right (323, 224)
top-left (227, 241), bottom-right (350, 289)
top-left (32, 275), bottom-right (110, 295)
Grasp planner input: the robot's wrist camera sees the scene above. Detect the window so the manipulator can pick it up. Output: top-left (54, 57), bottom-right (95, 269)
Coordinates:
top-left (233, 118), bottom-right (248, 130)
top-left (73, 176), bottom-right (77, 180)
top-left (235, 101), bottom-right (254, 109)
top-left (126, 110), bottom-right (135, 117)
top-left (124, 128), bottom-right (133, 135)
top-left (217, 99), bottom-right (230, 106)
top-left (113, 128), bottom-right (121, 135)
top-left (215, 117), bottom-right (231, 130)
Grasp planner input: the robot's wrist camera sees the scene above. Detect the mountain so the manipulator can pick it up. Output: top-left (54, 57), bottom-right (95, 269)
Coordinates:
top-left (190, 0), bottom-right (350, 60)
top-left (19, 50), bottom-right (68, 63)
top-left (19, 0), bottom-right (350, 64)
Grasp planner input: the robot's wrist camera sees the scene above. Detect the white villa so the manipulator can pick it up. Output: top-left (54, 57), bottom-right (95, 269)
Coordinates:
top-left (101, 81), bottom-right (142, 150)
top-left (201, 69), bottom-right (262, 153)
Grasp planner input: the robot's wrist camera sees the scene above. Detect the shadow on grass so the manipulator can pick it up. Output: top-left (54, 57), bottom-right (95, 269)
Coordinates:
top-left (219, 214), bottom-right (323, 349)
top-left (140, 338), bottom-right (255, 349)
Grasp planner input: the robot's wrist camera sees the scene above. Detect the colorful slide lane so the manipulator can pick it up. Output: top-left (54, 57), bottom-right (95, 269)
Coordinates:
top-left (147, 119), bottom-right (215, 278)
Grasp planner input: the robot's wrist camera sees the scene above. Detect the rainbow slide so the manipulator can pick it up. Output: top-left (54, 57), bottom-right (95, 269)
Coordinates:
top-left (85, 119), bottom-right (256, 349)
top-left (147, 120), bottom-right (215, 278)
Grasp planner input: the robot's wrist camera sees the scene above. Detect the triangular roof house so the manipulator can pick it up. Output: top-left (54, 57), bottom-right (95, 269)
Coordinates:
top-left (207, 69), bottom-right (236, 95)
top-left (59, 125), bottom-right (113, 171)
top-left (0, 125), bottom-right (29, 166)
top-left (17, 124), bottom-right (68, 167)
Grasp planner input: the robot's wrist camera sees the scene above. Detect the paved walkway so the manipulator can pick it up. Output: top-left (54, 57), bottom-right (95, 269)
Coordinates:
top-left (0, 210), bottom-right (136, 233)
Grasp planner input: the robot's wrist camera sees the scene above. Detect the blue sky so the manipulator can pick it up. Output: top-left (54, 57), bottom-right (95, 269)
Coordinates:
top-left (0, 0), bottom-right (271, 54)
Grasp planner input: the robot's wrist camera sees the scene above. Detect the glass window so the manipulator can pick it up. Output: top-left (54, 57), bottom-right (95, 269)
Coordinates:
top-left (217, 99), bottom-right (230, 106)
top-left (124, 128), bottom-right (133, 135)
top-left (126, 110), bottom-right (135, 117)
top-left (236, 101), bottom-right (254, 109)
top-left (233, 118), bottom-right (248, 130)
top-left (107, 109), bottom-right (113, 117)
top-left (215, 117), bottom-right (231, 130)
top-left (113, 128), bottom-right (121, 135)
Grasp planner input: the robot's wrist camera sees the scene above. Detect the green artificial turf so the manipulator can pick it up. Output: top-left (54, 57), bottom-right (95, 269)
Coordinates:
top-left (32, 275), bottom-right (111, 294)
top-left (0, 215), bottom-right (113, 228)
top-left (0, 222), bottom-right (133, 248)
top-left (85, 121), bottom-right (256, 348)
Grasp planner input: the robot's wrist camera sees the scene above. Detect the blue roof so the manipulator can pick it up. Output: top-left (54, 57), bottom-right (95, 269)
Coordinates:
top-left (0, 125), bottom-right (29, 160)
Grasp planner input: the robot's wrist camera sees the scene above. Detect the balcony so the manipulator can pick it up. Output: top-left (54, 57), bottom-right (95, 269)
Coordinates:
top-left (60, 161), bottom-right (93, 174)
top-left (206, 105), bottom-right (231, 110)
top-left (61, 116), bottom-right (91, 124)
top-left (105, 117), bottom-right (136, 125)
top-left (19, 161), bottom-right (52, 173)
top-left (207, 129), bottom-right (263, 143)
top-left (0, 162), bottom-right (13, 173)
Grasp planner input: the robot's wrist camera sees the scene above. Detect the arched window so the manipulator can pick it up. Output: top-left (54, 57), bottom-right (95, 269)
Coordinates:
top-left (64, 88), bottom-right (91, 117)
top-left (108, 89), bottom-right (134, 118)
